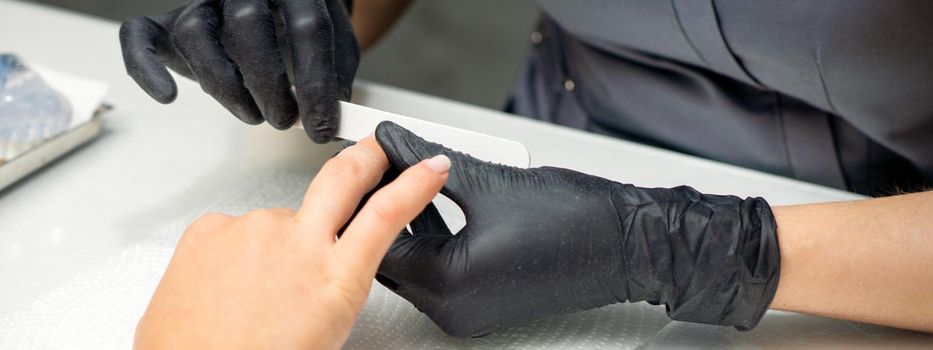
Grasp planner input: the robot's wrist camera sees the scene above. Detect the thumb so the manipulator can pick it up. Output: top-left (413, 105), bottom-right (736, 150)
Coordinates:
top-left (375, 121), bottom-right (499, 210)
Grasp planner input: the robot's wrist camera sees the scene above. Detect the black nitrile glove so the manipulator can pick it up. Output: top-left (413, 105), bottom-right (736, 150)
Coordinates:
top-left (373, 121), bottom-right (781, 337)
top-left (119, 0), bottom-right (358, 143)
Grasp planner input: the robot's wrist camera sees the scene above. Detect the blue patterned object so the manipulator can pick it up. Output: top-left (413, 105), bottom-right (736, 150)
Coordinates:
top-left (0, 53), bottom-right (72, 160)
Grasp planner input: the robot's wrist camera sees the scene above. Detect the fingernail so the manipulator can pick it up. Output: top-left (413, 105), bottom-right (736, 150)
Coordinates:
top-left (423, 155), bottom-right (451, 174)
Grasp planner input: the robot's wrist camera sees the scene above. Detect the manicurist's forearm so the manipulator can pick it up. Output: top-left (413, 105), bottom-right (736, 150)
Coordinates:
top-left (770, 191), bottom-right (933, 332)
top-left (351, 0), bottom-right (414, 49)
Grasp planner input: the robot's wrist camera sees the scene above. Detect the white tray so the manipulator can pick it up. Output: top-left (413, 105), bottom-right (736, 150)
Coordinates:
top-left (0, 63), bottom-right (110, 192)
top-left (0, 112), bottom-right (104, 191)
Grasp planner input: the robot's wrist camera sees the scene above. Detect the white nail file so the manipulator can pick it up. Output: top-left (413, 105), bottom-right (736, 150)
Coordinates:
top-left (295, 101), bottom-right (531, 168)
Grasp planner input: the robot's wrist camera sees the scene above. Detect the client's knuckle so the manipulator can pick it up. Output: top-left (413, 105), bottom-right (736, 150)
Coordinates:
top-left (241, 209), bottom-right (282, 223)
top-left (323, 155), bottom-right (364, 179)
top-left (367, 196), bottom-right (401, 224)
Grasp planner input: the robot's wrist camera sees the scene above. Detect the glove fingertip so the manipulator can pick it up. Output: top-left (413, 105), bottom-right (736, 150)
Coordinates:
top-left (376, 120), bottom-right (448, 168)
top-left (147, 79), bottom-right (178, 104)
top-left (375, 121), bottom-right (417, 165)
top-left (374, 120), bottom-right (405, 139)
top-left (304, 124), bottom-right (335, 144)
top-left (302, 101), bottom-right (339, 144)
top-left (125, 66), bottom-right (177, 104)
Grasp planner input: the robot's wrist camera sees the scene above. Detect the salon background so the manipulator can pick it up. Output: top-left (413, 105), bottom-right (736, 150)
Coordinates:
top-left (29, 0), bottom-right (539, 109)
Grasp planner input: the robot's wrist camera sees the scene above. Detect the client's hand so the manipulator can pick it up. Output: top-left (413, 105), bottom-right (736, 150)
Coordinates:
top-left (134, 136), bottom-right (450, 350)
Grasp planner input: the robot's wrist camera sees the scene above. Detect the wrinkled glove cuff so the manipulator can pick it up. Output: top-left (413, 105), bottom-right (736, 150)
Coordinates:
top-left (611, 185), bottom-right (781, 331)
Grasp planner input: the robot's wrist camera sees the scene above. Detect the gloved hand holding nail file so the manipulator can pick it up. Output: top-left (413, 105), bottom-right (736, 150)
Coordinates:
top-left (373, 121), bottom-right (780, 337)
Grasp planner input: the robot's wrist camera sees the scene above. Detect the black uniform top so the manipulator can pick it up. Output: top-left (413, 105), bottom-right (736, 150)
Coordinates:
top-left (507, 0), bottom-right (933, 195)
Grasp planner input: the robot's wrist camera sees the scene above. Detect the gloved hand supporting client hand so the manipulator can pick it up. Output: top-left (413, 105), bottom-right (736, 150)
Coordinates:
top-left (373, 121), bottom-right (781, 337)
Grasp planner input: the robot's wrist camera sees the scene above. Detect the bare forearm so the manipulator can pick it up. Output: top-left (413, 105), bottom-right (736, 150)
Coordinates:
top-left (351, 0), bottom-right (414, 49)
top-left (771, 191), bottom-right (933, 332)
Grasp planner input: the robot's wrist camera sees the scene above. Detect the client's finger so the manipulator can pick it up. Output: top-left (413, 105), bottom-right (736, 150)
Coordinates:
top-left (294, 136), bottom-right (389, 240)
top-left (337, 155), bottom-right (450, 277)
